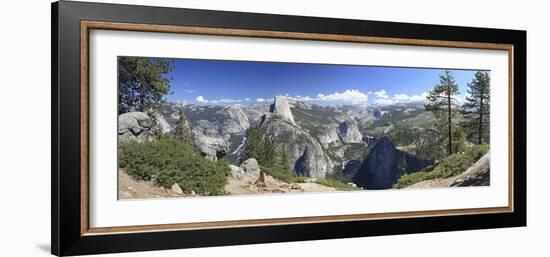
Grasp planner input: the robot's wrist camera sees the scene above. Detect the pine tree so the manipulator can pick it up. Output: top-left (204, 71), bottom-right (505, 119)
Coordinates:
top-left (425, 70), bottom-right (461, 155)
top-left (241, 126), bottom-right (264, 163)
top-left (241, 126), bottom-right (281, 168)
top-left (118, 57), bottom-right (174, 114)
top-left (279, 148), bottom-right (292, 175)
top-left (260, 136), bottom-right (277, 167)
top-left (462, 71), bottom-right (490, 144)
top-left (174, 110), bottom-right (194, 145)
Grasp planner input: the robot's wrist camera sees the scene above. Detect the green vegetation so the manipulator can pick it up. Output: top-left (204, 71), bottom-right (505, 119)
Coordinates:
top-left (118, 57), bottom-right (174, 114)
top-left (242, 126), bottom-right (306, 183)
top-left (388, 127), bottom-right (445, 160)
top-left (394, 144), bottom-right (489, 188)
top-left (343, 143), bottom-right (370, 161)
top-left (425, 70), bottom-right (462, 156)
top-left (316, 178), bottom-right (359, 191)
top-left (262, 165), bottom-right (308, 183)
top-left (242, 126), bottom-right (275, 166)
top-left (119, 137), bottom-right (229, 195)
top-left (462, 71), bottom-right (491, 144)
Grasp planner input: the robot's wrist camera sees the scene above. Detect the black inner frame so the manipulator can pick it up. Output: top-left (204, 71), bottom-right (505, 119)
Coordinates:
top-left (52, 1), bottom-right (526, 256)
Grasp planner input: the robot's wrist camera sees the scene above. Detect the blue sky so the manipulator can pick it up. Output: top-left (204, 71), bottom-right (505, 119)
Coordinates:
top-left (164, 58), bottom-right (485, 106)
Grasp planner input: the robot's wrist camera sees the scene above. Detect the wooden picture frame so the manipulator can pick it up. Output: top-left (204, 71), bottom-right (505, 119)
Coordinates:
top-left (52, 1), bottom-right (526, 256)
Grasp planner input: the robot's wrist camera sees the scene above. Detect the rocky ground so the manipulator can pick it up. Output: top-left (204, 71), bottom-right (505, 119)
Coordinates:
top-left (118, 169), bottom-right (183, 199)
top-left (224, 174), bottom-right (337, 195)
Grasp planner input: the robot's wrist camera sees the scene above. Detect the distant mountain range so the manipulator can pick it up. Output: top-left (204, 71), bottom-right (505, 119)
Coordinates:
top-left (152, 96), bottom-right (436, 189)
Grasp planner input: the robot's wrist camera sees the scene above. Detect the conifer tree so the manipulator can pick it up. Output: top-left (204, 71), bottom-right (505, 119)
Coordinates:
top-left (260, 136), bottom-right (277, 167)
top-left (425, 70), bottom-right (461, 155)
top-left (279, 148), bottom-right (291, 173)
top-left (242, 126), bottom-right (264, 163)
top-left (118, 57), bottom-right (174, 113)
top-left (462, 71), bottom-right (490, 144)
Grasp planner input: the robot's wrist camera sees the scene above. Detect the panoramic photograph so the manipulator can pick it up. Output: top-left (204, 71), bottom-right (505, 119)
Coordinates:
top-left (117, 56), bottom-right (491, 199)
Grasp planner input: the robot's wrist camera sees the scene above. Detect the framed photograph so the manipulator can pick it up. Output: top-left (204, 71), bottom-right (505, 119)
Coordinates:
top-left (52, 1), bottom-right (526, 256)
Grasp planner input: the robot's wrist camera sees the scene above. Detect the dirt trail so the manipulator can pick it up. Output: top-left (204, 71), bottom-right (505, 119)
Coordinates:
top-left (224, 175), bottom-right (337, 195)
top-left (118, 169), bottom-right (181, 199)
top-left (119, 169), bottom-right (338, 199)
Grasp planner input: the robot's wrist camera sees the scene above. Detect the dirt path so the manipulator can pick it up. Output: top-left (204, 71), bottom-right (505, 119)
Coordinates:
top-left (224, 175), bottom-right (338, 195)
top-left (119, 169), bottom-right (339, 199)
top-left (118, 169), bottom-right (181, 199)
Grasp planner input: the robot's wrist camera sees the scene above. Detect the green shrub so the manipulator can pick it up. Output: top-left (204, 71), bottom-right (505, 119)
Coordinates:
top-left (261, 165), bottom-right (307, 183)
top-left (429, 153), bottom-right (475, 178)
top-left (465, 144), bottom-right (489, 161)
top-left (393, 170), bottom-right (431, 189)
top-left (316, 178), bottom-right (359, 191)
top-left (394, 144), bottom-right (489, 188)
top-left (119, 137), bottom-right (229, 195)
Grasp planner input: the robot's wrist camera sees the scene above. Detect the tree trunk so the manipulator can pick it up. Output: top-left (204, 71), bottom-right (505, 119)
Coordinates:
top-left (478, 94), bottom-right (484, 144)
top-left (139, 84), bottom-right (145, 112)
top-left (255, 170), bottom-right (266, 188)
top-left (447, 86), bottom-right (453, 155)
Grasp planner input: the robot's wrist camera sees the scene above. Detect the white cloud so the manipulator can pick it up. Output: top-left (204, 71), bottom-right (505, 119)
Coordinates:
top-left (195, 95), bottom-right (208, 103)
top-left (256, 98), bottom-right (266, 102)
top-left (372, 91), bottom-right (428, 105)
top-left (184, 89), bottom-right (195, 93)
top-left (244, 98), bottom-right (251, 101)
top-left (283, 89), bottom-right (369, 104)
top-left (374, 90), bottom-right (389, 99)
top-left (373, 98), bottom-right (396, 105)
top-left (220, 98), bottom-right (242, 103)
top-left (289, 95), bottom-right (314, 101)
top-left (315, 89), bottom-right (369, 104)
top-left (195, 96), bottom-right (242, 104)
top-left (392, 92), bottom-right (427, 102)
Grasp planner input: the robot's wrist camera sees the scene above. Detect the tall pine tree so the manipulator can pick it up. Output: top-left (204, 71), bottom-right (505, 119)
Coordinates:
top-left (425, 70), bottom-right (461, 155)
top-left (118, 57), bottom-right (174, 114)
top-left (241, 126), bottom-right (265, 163)
top-left (462, 71), bottom-right (490, 144)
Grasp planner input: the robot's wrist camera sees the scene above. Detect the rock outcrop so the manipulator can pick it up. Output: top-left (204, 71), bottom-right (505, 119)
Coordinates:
top-left (338, 118), bottom-right (363, 143)
top-left (269, 96), bottom-right (295, 125)
top-left (353, 137), bottom-right (433, 189)
top-left (171, 183), bottom-right (183, 195)
top-left (191, 119), bottom-right (230, 161)
top-left (153, 111), bottom-right (172, 134)
top-left (228, 158), bottom-right (261, 180)
top-left (118, 112), bottom-right (154, 141)
top-left (342, 159), bottom-right (362, 181)
top-left (260, 113), bottom-right (333, 178)
top-left (220, 106), bottom-right (250, 134)
top-left (451, 152), bottom-right (490, 187)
